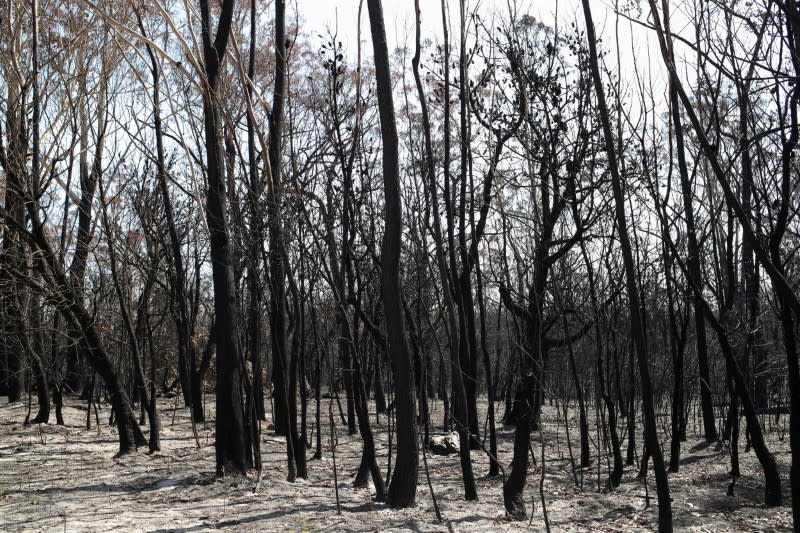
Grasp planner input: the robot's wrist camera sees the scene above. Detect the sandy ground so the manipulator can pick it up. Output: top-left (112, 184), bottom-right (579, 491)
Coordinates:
top-left (0, 393), bottom-right (794, 532)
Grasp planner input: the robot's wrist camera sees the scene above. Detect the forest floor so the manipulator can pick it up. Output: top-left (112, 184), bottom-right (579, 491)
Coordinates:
top-left (0, 393), bottom-right (794, 532)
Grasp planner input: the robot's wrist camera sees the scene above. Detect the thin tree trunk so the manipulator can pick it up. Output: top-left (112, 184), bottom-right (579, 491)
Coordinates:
top-left (581, 1), bottom-right (672, 529)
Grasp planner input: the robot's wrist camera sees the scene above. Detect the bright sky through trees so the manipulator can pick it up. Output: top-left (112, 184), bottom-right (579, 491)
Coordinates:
top-left (299, 0), bottom-right (667, 100)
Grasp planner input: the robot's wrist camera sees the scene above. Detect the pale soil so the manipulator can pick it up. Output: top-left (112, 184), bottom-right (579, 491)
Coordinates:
top-left (0, 394), bottom-right (793, 532)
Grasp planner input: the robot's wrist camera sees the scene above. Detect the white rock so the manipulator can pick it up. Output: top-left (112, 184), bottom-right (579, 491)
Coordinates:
top-left (429, 432), bottom-right (460, 455)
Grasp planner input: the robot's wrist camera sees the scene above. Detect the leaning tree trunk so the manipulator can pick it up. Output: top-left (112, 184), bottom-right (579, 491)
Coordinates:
top-left (136, 10), bottom-right (197, 421)
top-left (668, 64), bottom-right (716, 444)
top-left (648, 0), bottom-right (800, 522)
top-left (581, 0), bottom-right (672, 529)
top-left (351, 319), bottom-right (387, 501)
top-left (27, 213), bottom-right (146, 455)
top-left (676, 260), bottom-right (783, 506)
top-left (98, 177), bottom-right (160, 452)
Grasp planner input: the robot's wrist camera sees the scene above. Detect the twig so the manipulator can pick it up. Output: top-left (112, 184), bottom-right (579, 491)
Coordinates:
top-left (252, 462), bottom-right (264, 495)
top-left (329, 394), bottom-right (341, 515)
top-left (419, 427), bottom-right (443, 522)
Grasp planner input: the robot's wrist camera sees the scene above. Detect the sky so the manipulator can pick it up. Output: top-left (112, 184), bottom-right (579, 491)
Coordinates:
top-left (293, 0), bottom-right (669, 99)
top-left (297, 0), bottom-right (621, 41)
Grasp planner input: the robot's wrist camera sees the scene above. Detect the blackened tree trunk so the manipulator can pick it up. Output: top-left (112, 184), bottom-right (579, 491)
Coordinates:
top-left (599, 335), bottom-right (623, 488)
top-left (63, 74), bottom-right (103, 398)
top-left (667, 56), bottom-right (716, 445)
top-left (663, 232), bottom-right (686, 473)
top-left (575, 203), bottom-right (621, 486)
top-left (198, 0), bottom-right (246, 477)
top-left (475, 260), bottom-right (499, 476)
top-left (98, 176), bottom-right (160, 452)
top-left (581, 1), bottom-right (672, 529)
top-left (266, 0), bottom-right (297, 481)
top-left (669, 238), bottom-right (783, 506)
top-left (351, 318), bottom-right (387, 501)
top-left (735, 55), bottom-right (768, 412)
top-left (28, 338), bottom-right (50, 423)
top-left (1, 175), bottom-right (24, 404)
top-left (563, 311), bottom-right (590, 469)
top-left (244, 0), bottom-right (266, 423)
top-left (140, 285), bottom-right (161, 452)
top-left (641, 116), bottom-right (688, 473)
top-left (500, 245), bottom-right (551, 519)
top-left (625, 340), bottom-right (637, 467)
top-left (455, 0), bottom-right (479, 448)
top-left (367, 0), bottom-right (418, 508)
top-left (440, 0), bottom-right (477, 499)
top-left (284, 258), bottom-right (307, 478)
top-left (25, 208), bottom-right (146, 455)
top-left (771, 3), bottom-right (800, 524)
top-left (27, 0), bottom-right (48, 423)
top-left (136, 10), bottom-right (197, 421)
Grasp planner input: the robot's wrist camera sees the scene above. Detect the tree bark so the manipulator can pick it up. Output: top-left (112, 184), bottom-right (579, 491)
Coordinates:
top-left (367, 0), bottom-right (418, 508)
top-left (198, 0), bottom-right (246, 476)
top-left (581, 1), bottom-right (672, 529)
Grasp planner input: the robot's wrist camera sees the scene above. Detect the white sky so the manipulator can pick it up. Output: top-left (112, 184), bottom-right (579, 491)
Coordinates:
top-left (294, 0), bottom-right (669, 99)
top-left (297, 0), bottom-right (624, 41)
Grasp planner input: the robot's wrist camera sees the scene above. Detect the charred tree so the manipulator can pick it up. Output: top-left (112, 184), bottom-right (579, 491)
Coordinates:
top-left (367, 0), bottom-right (419, 508)
top-left (581, 0), bottom-right (672, 529)
top-left (198, 0), bottom-right (246, 476)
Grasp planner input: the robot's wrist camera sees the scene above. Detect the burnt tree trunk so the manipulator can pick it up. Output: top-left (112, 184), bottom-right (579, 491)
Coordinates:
top-left (367, 0), bottom-right (419, 507)
top-left (582, 0), bottom-right (672, 529)
top-left (198, 0), bottom-right (246, 476)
